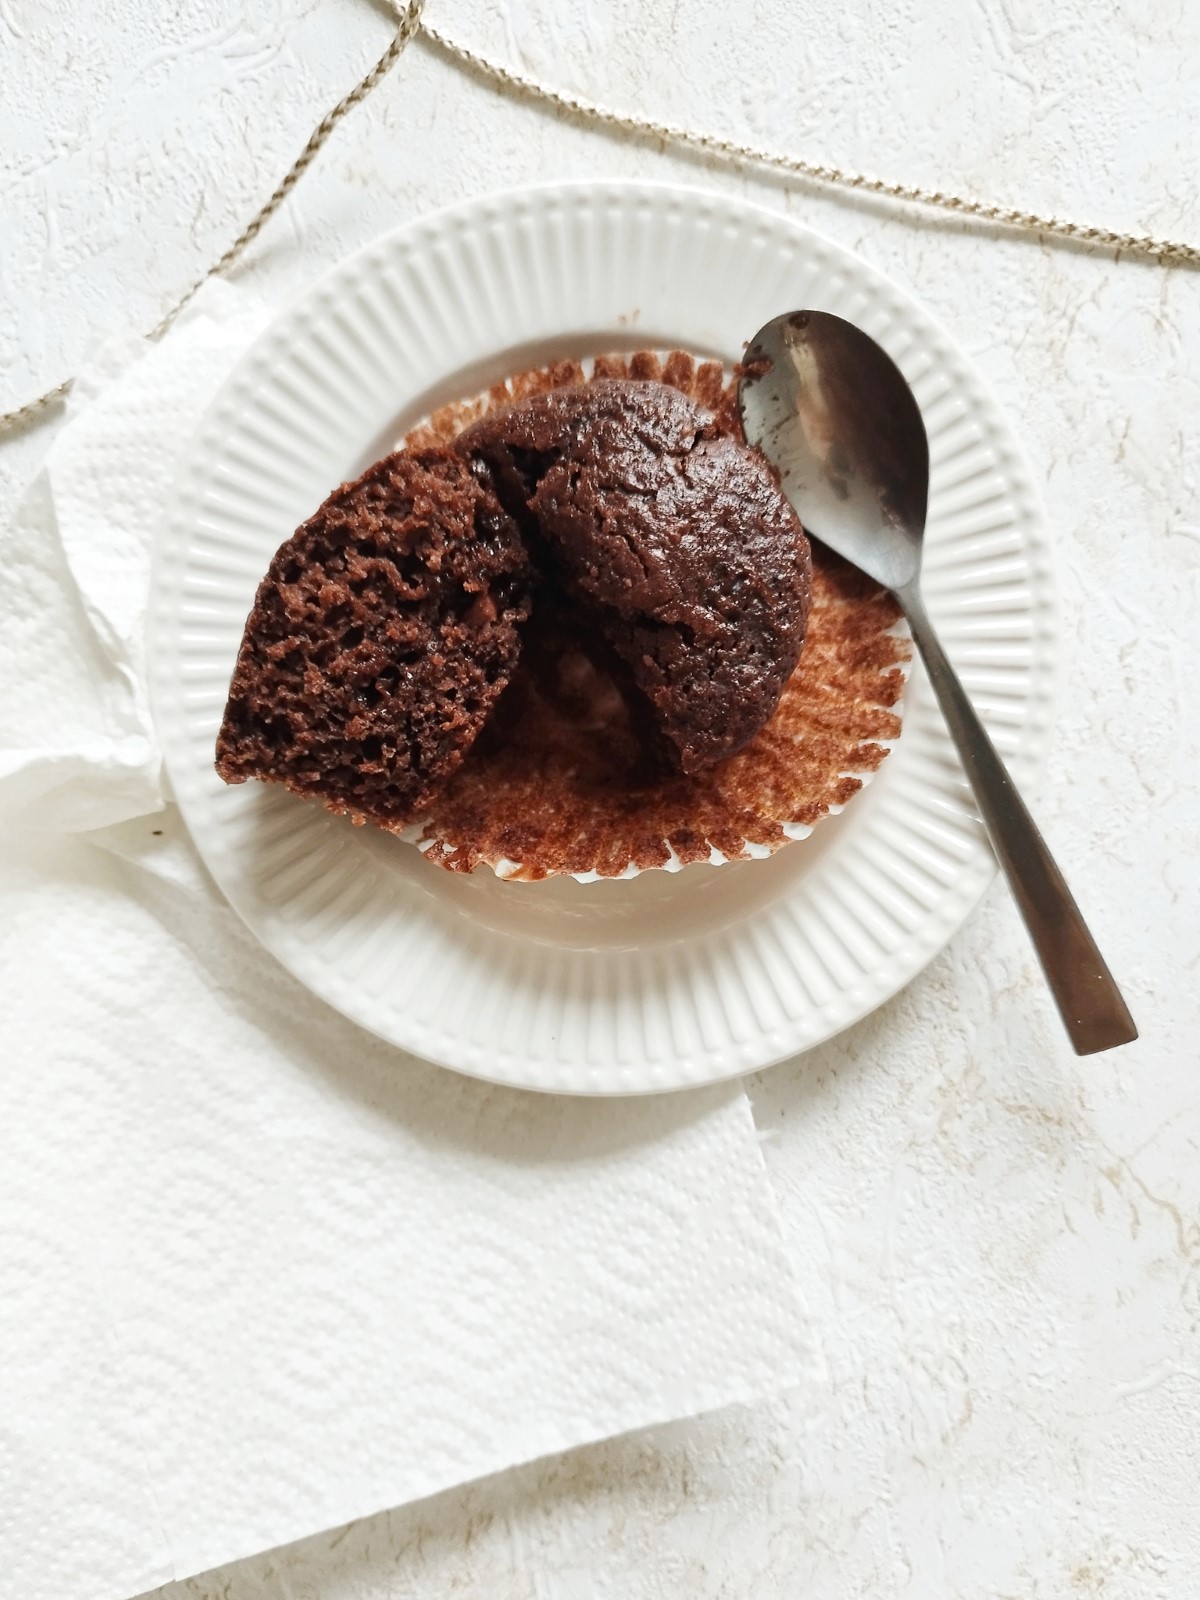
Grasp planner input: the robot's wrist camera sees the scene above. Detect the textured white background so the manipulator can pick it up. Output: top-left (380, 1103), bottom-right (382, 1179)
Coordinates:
top-left (2, 0), bottom-right (1198, 1595)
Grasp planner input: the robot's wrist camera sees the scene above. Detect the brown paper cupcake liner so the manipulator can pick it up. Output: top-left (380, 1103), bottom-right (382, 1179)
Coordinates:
top-left (397, 352), bottom-right (909, 881)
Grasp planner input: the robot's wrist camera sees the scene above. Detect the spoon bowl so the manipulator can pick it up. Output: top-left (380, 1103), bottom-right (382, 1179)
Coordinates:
top-left (741, 311), bottom-right (928, 591)
top-left (740, 310), bottom-right (1137, 1056)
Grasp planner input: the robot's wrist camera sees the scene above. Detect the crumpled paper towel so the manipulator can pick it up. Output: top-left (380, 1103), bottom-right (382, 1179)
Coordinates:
top-left (0, 282), bottom-right (810, 1600)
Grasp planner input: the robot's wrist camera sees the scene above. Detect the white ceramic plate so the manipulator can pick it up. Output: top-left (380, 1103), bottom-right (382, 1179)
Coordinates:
top-left (150, 181), bottom-right (1056, 1095)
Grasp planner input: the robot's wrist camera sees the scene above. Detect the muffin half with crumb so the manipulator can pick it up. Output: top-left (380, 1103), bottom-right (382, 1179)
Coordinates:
top-left (457, 378), bottom-right (812, 775)
top-left (216, 445), bottom-right (533, 827)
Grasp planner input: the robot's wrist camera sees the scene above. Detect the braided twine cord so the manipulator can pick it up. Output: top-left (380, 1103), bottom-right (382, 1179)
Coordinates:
top-left (0, 0), bottom-right (425, 436)
top-left (3, 0), bottom-right (1197, 438)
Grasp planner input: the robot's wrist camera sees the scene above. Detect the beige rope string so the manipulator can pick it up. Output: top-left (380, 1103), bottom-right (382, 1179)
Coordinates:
top-left (0, 0), bottom-right (425, 437)
top-left (3, 0), bottom-right (1197, 439)
top-left (423, 21), bottom-right (1200, 272)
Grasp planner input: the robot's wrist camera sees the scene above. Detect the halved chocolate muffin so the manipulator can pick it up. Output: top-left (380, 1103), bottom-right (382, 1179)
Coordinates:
top-left (457, 380), bottom-right (812, 774)
top-left (217, 353), bottom-right (907, 880)
top-left (215, 446), bottom-right (532, 827)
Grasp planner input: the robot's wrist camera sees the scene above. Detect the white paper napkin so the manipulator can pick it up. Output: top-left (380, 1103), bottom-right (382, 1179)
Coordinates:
top-left (0, 283), bottom-right (810, 1600)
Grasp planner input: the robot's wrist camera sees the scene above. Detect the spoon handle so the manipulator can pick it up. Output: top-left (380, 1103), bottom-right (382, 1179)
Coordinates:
top-left (898, 584), bottom-right (1137, 1055)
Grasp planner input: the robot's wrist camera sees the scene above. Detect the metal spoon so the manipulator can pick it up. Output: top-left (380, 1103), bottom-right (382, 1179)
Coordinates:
top-left (739, 310), bottom-right (1136, 1055)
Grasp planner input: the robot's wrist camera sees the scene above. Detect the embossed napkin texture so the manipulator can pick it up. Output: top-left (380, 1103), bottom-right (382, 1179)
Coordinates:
top-left (0, 283), bottom-right (809, 1600)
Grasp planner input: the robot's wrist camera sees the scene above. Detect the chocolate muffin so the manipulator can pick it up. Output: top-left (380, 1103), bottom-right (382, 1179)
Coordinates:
top-left (215, 446), bottom-right (532, 827)
top-left (457, 379), bottom-right (812, 773)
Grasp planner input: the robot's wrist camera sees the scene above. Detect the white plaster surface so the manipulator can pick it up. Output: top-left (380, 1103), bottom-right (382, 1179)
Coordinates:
top-left (2, 0), bottom-right (1198, 1595)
